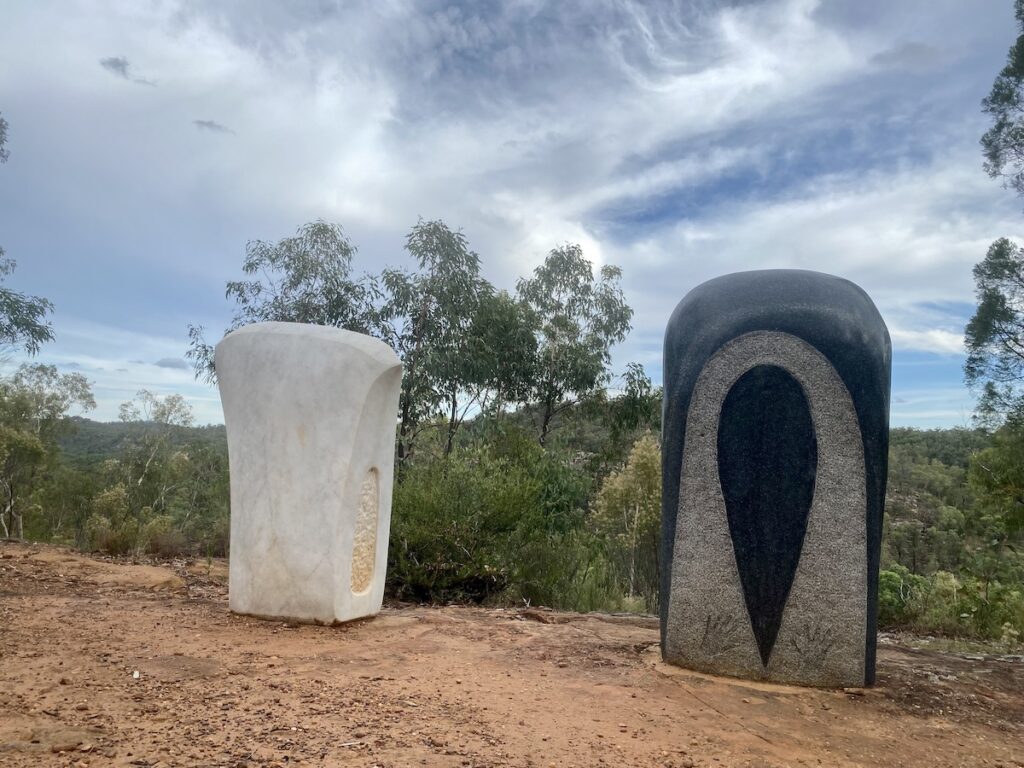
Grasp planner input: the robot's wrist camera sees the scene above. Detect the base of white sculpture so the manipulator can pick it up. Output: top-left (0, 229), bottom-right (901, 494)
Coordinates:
top-left (215, 322), bottom-right (402, 624)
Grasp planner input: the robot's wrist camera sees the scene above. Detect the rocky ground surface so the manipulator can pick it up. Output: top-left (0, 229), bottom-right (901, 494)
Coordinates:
top-left (1, 541), bottom-right (1022, 768)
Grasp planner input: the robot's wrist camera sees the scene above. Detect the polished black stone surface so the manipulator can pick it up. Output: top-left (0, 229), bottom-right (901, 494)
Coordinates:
top-left (719, 364), bottom-right (817, 666)
top-left (661, 269), bottom-right (891, 684)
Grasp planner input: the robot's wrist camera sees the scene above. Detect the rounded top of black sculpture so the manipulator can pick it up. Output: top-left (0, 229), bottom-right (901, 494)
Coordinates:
top-left (667, 269), bottom-right (890, 358)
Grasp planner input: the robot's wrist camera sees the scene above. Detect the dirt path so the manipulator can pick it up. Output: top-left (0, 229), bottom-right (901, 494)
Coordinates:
top-left (1, 542), bottom-right (1022, 768)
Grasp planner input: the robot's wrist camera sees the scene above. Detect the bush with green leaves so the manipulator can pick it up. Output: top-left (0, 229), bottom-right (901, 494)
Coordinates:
top-left (387, 426), bottom-right (609, 608)
top-left (592, 432), bottom-right (661, 612)
top-left (878, 565), bottom-right (1023, 646)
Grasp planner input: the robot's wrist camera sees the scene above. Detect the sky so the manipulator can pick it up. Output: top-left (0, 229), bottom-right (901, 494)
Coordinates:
top-left (0, 0), bottom-right (1020, 427)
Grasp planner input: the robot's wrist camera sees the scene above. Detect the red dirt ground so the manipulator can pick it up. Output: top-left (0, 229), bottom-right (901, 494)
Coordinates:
top-left (1, 541), bottom-right (1022, 767)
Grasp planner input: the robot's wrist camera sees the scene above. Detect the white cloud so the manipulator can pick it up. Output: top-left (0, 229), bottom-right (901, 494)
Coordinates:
top-left (606, 143), bottom-right (1017, 365)
top-left (887, 329), bottom-right (964, 355)
top-left (0, 0), bottom-right (1018, 426)
top-left (15, 318), bottom-right (224, 424)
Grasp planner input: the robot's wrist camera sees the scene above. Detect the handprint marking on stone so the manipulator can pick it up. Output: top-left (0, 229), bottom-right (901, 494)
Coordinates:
top-left (700, 613), bottom-right (742, 659)
top-left (790, 621), bottom-right (836, 666)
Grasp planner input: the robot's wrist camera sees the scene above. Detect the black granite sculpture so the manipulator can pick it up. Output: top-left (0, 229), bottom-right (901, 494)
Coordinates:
top-left (661, 270), bottom-right (890, 687)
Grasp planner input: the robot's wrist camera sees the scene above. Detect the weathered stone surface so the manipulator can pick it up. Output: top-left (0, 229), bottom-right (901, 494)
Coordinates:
top-left (661, 270), bottom-right (890, 687)
top-left (215, 322), bottom-right (402, 624)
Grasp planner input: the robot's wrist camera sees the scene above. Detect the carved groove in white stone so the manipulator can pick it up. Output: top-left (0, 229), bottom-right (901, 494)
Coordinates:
top-left (665, 330), bottom-right (867, 687)
top-left (351, 468), bottom-right (379, 595)
top-left (215, 322), bottom-right (402, 624)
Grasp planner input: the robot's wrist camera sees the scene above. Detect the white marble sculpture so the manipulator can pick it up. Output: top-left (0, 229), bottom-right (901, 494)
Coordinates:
top-left (215, 322), bottom-right (403, 624)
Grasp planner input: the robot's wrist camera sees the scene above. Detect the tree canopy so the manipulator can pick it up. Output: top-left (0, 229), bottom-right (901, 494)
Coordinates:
top-left (0, 259), bottom-right (54, 356)
top-left (187, 220), bottom-right (382, 382)
top-left (0, 365), bottom-right (95, 538)
top-left (981, 1), bottom-right (1024, 197)
top-left (192, 219), bottom-right (633, 455)
top-left (382, 220), bottom-right (493, 458)
top-left (965, 238), bottom-right (1024, 421)
top-left (516, 244), bottom-right (633, 444)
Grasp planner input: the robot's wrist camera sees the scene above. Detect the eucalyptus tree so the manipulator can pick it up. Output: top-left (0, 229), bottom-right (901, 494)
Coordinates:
top-left (981, 1), bottom-right (1024, 197)
top-left (0, 259), bottom-right (52, 356)
top-left (965, 238), bottom-right (1024, 423)
top-left (187, 220), bottom-right (383, 381)
top-left (382, 220), bottom-right (494, 458)
top-left (115, 389), bottom-right (195, 516)
top-left (585, 362), bottom-right (662, 477)
top-left (962, 2), bottom-right (1024, 538)
top-left (593, 432), bottom-right (661, 610)
top-left (0, 365), bottom-right (95, 539)
top-left (968, 2), bottom-right (1024, 423)
top-left (516, 244), bottom-right (633, 445)
top-left (470, 290), bottom-right (537, 419)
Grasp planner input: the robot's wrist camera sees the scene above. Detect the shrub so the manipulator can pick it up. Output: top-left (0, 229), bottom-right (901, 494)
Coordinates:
top-left (142, 515), bottom-right (189, 557)
top-left (388, 428), bottom-right (597, 606)
top-left (84, 513), bottom-right (136, 555)
top-left (593, 433), bottom-right (661, 612)
top-left (878, 566), bottom-right (927, 628)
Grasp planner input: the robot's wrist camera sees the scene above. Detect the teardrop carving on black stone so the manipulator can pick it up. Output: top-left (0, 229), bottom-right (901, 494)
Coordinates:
top-left (717, 364), bottom-right (818, 667)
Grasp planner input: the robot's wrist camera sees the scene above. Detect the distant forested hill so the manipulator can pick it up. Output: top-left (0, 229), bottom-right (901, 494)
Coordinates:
top-left (888, 427), bottom-right (990, 468)
top-left (59, 417), bottom-right (226, 467)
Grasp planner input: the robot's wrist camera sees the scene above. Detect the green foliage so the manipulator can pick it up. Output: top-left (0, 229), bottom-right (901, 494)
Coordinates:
top-left (387, 427), bottom-right (595, 607)
top-left (74, 390), bottom-right (229, 557)
top-left (889, 427), bottom-right (990, 468)
top-left (582, 363), bottom-right (662, 479)
top-left (85, 485), bottom-right (136, 554)
top-left (878, 565), bottom-right (929, 628)
top-left (0, 423), bottom-right (46, 538)
top-left (9, 364), bottom-right (96, 439)
top-left (593, 433), bottom-right (661, 611)
top-left (25, 464), bottom-right (97, 546)
top-left (969, 423), bottom-right (1024, 530)
top-left (57, 417), bottom-right (226, 468)
top-left (964, 239), bottom-right (1024, 423)
top-left (981, 1), bottom-right (1024, 197)
top-left (187, 220), bottom-right (383, 382)
top-left (516, 244), bottom-right (633, 444)
top-left (0, 258), bottom-right (54, 356)
top-left (879, 566), bottom-right (1024, 645)
top-left (383, 220), bottom-right (496, 458)
top-left (0, 364), bottom-right (94, 538)
top-left (880, 425), bottom-right (1023, 644)
top-left (191, 218), bottom-right (547, 462)
top-left (970, 4), bottom-right (1024, 426)
top-left (389, 449), bottom-right (533, 603)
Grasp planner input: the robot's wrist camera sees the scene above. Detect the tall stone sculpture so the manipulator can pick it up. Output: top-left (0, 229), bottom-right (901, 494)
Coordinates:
top-left (661, 270), bottom-right (890, 687)
top-left (216, 322), bottom-right (403, 624)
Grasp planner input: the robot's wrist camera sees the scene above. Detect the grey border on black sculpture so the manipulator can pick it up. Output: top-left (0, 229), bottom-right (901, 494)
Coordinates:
top-left (661, 270), bottom-right (891, 687)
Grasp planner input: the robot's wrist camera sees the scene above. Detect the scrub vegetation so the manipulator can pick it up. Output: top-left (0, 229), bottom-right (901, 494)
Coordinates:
top-left (1, 214), bottom-right (1021, 646)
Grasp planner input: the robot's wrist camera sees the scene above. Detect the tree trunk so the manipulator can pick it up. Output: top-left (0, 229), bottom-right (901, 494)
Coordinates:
top-left (2, 490), bottom-right (16, 540)
top-left (397, 391), bottom-right (412, 462)
top-left (398, 285), bottom-right (433, 463)
top-left (444, 389), bottom-right (459, 457)
top-left (538, 399), bottom-right (554, 446)
top-left (628, 501), bottom-right (640, 600)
